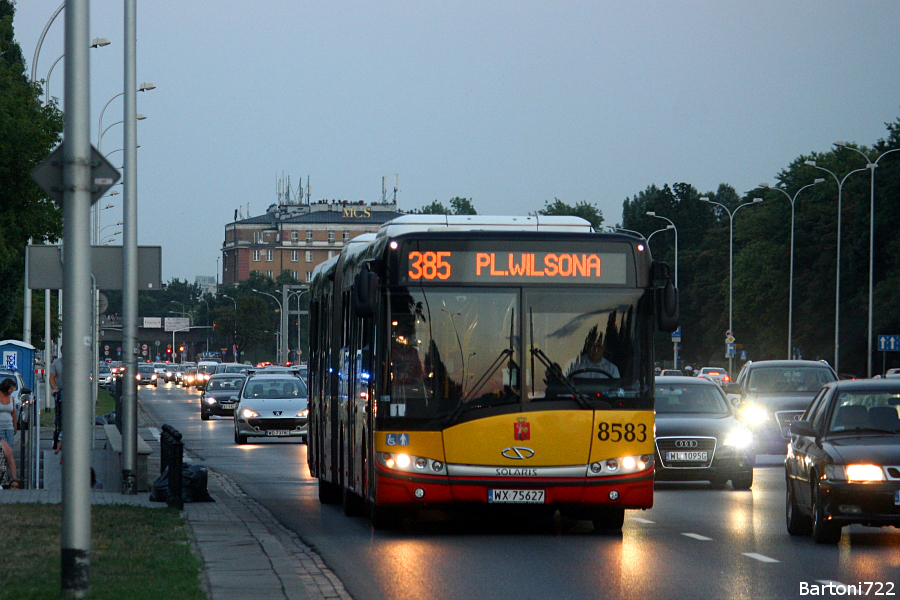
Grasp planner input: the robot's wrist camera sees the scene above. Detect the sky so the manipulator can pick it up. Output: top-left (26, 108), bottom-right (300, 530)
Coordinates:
top-left (13, 1), bottom-right (900, 283)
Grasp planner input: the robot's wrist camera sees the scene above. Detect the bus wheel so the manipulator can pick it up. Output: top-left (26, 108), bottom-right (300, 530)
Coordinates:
top-left (317, 478), bottom-right (342, 504)
top-left (343, 487), bottom-right (365, 517)
top-left (591, 508), bottom-right (625, 533)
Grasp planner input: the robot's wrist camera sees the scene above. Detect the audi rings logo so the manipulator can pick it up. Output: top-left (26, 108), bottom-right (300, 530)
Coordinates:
top-left (674, 440), bottom-right (698, 448)
top-left (501, 447), bottom-right (535, 460)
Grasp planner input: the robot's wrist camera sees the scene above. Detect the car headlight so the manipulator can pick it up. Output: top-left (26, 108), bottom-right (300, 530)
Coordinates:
top-left (204, 397), bottom-right (218, 405)
top-left (298, 409), bottom-right (309, 418)
top-left (740, 405), bottom-right (770, 426)
top-left (240, 408), bottom-right (259, 418)
top-left (846, 464), bottom-right (885, 482)
top-left (723, 427), bottom-right (754, 448)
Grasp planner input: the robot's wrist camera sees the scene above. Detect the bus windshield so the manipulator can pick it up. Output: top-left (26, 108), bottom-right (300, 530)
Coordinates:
top-left (385, 286), bottom-right (650, 426)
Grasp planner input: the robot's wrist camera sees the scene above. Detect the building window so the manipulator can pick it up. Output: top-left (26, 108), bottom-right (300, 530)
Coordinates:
top-left (266, 249), bottom-right (273, 262)
top-left (254, 231), bottom-right (263, 243)
top-left (291, 250), bottom-right (299, 262)
top-left (342, 230), bottom-right (350, 242)
top-left (291, 231), bottom-right (299, 242)
top-left (305, 250), bottom-right (312, 263)
top-left (292, 270), bottom-right (298, 280)
top-left (266, 270), bottom-right (273, 279)
top-left (306, 230), bottom-right (313, 243)
top-left (328, 250), bottom-right (335, 259)
top-left (306, 271), bottom-right (313, 282)
top-left (327, 230), bottom-right (335, 244)
top-left (253, 250), bottom-right (260, 262)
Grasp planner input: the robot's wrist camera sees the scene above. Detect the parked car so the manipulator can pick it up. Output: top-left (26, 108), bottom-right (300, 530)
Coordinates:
top-left (785, 378), bottom-right (900, 544)
top-left (726, 360), bottom-right (838, 455)
top-left (654, 376), bottom-right (755, 489)
top-left (200, 374), bottom-right (247, 420)
top-left (136, 363), bottom-right (158, 387)
top-left (233, 371), bottom-right (308, 444)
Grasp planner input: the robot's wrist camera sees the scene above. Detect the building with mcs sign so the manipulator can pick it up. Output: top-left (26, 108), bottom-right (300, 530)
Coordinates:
top-left (221, 198), bottom-right (405, 286)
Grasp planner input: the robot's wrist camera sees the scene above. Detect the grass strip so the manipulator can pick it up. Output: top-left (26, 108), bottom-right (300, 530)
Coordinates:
top-left (1, 504), bottom-right (204, 599)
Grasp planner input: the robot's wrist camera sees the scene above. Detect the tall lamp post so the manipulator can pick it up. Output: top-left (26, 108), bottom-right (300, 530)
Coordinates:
top-left (252, 289), bottom-right (284, 363)
top-left (647, 212), bottom-right (679, 367)
top-left (287, 288), bottom-right (310, 363)
top-left (834, 143), bottom-right (900, 377)
top-left (700, 197), bottom-right (764, 374)
top-left (804, 160), bottom-right (867, 373)
top-left (759, 179), bottom-right (824, 359)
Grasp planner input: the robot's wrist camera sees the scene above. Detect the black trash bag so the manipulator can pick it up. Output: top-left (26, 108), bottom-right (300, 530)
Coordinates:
top-left (149, 465), bottom-right (215, 503)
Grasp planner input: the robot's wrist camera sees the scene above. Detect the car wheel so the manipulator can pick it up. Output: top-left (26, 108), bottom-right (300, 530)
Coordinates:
top-left (234, 426), bottom-right (247, 445)
top-left (786, 479), bottom-right (811, 536)
top-left (591, 507), bottom-right (625, 533)
top-left (811, 481), bottom-right (841, 544)
top-left (201, 411), bottom-right (209, 421)
top-left (731, 471), bottom-right (753, 490)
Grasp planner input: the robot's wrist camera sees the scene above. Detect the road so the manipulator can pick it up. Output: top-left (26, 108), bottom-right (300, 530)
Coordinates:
top-left (140, 382), bottom-right (900, 600)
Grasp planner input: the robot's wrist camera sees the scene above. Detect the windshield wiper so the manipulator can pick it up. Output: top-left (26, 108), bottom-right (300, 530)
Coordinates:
top-left (530, 346), bottom-right (592, 409)
top-left (444, 394), bottom-right (520, 426)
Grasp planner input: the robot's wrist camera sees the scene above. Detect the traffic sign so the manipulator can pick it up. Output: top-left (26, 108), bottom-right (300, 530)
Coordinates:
top-left (31, 143), bottom-right (121, 205)
top-left (726, 335), bottom-right (735, 344)
top-left (671, 326), bottom-right (682, 343)
top-left (726, 342), bottom-right (736, 357)
top-left (878, 335), bottom-right (900, 351)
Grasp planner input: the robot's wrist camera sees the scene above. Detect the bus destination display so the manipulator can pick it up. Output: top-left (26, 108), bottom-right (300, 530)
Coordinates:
top-left (403, 249), bottom-right (628, 284)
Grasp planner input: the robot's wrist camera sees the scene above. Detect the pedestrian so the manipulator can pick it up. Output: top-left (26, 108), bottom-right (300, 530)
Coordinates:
top-left (0, 438), bottom-right (18, 489)
top-left (0, 378), bottom-right (17, 447)
top-left (49, 353), bottom-right (64, 450)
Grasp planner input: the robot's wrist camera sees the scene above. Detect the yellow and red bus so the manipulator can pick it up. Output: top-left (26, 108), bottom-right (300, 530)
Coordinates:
top-left (307, 215), bottom-right (678, 529)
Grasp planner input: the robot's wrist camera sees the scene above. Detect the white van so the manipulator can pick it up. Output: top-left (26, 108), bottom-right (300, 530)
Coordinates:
top-left (196, 360), bottom-right (220, 390)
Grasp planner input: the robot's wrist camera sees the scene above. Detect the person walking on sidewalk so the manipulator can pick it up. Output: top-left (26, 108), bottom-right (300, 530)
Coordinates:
top-left (0, 439), bottom-right (19, 489)
top-left (0, 378), bottom-right (17, 447)
top-left (49, 354), bottom-right (63, 450)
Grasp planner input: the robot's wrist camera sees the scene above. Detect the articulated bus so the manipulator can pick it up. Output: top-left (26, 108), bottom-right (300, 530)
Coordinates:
top-left (307, 215), bottom-right (678, 529)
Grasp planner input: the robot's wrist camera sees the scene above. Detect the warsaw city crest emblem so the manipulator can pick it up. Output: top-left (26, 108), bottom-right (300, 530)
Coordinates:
top-left (514, 417), bottom-right (530, 441)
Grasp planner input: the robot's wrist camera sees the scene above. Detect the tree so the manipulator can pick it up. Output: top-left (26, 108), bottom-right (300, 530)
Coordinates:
top-left (449, 197), bottom-right (477, 215)
top-left (536, 198), bottom-right (604, 229)
top-left (0, 1), bottom-right (65, 340)
top-left (415, 200), bottom-right (451, 215)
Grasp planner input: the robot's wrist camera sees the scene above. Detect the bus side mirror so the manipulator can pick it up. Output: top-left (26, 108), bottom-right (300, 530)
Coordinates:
top-left (655, 280), bottom-right (679, 332)
top-left (353, 270), bottom-right (377, 318)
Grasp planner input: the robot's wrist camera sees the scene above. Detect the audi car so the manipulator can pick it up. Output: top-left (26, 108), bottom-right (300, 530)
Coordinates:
top-left (200, 374), bottom-right (247, 420)
top-left (785, 379), bottom-right (900, 543)
top-left (654, 376), bottom-right (755, 489)
top-left (726, 360), bottom-right (838, 455)
top-left (233, 371), bottom-right (308, 444)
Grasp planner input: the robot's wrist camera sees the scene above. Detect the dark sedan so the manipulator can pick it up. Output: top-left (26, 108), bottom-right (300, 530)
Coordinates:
top-left (654, 376), bottom-right (756, 489)
top-left (200, 374), bottom-right (247, 420)
top-left (785, 379), bottom-right (900, 544)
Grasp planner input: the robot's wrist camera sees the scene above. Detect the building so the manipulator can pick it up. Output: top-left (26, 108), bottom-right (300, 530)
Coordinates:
top-left (221, 199), bottom-right (404, 286)
top-left (194, 275), bottom-right (216, 296)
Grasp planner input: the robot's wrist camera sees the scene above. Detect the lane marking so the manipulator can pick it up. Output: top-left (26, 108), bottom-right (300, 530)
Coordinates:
top-left (743, 553), bottom-right (779, 563)
top-left (682, 533), bottom-right (713, 541)
top-left (629, 517), bottom-right (654, 524)
top-left (147, 427), bottom-right (161, 440)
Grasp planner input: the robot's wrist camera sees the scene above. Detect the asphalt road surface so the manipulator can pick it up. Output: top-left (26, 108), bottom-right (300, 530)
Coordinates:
top-left (141, 382), bottom-right (900, 600)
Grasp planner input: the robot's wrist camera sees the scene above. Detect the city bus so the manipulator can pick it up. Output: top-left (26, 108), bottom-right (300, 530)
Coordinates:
top-left (307, 215), bottom-right (678, 529)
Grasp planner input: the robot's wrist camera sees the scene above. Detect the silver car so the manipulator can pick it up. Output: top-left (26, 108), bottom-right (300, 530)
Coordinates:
top-left (233, 373), bottom-right (308, 444)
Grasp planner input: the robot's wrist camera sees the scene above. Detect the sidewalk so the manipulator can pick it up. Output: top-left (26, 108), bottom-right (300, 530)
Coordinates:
top-left (0, 413), bottom-right (351, 600)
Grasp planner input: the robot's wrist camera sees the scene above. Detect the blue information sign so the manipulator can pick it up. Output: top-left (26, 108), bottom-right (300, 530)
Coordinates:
top-left (878, 335), bottom-right (900, 351)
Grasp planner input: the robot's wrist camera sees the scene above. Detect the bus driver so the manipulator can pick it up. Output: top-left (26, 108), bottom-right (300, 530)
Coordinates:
top-left (566, 331), bottom-right (620, 379)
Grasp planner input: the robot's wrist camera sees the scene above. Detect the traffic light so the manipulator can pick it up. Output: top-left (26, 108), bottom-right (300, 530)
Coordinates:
top-left (166, 347), bottom-right (172, 355)
top-left (179, 345), bottom-right (185, 352)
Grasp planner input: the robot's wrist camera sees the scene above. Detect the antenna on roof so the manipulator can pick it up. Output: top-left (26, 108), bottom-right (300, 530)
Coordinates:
top-left (393, 173), bottom-right (399, 204)
top-left (382, 176), bottom-right (387, 204)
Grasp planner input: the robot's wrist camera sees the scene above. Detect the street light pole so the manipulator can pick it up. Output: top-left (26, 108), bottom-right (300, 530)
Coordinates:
top-left (221, 294), bottom-right (237, 361)
top-left (287, 288), bottom-right (310, 363)
top-left (252, 289), bottom-right (284, 363)
top-left (759, 179), bottom-right (824, 359)
top-left (834, 143), bottom-right (900, 377)
top-left (647, 212), bottom-right (679, 367)
top-left (804, 161), bottom-right (867, 373)
top-left (700, 197), bottom-right (763, 374)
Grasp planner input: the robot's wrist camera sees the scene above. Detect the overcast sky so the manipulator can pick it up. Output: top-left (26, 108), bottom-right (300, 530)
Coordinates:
top-left (14, 1), bottom-right (900, 283)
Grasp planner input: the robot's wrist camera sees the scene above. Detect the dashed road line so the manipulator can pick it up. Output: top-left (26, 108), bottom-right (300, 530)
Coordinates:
top-left (629, 517), bottom-right (654, 524)
top-left (743, 553), bottom-right (779, 563)
top-left (682, 533), bottom-right (713, 541)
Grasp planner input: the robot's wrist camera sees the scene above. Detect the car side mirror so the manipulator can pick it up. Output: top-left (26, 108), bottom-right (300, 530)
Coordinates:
top-left (20, 388), bottom-right (32, 396)
top-left (724, 383), bottom-right (741, 395)
top-left (789, 419), bottom-right (817, 439)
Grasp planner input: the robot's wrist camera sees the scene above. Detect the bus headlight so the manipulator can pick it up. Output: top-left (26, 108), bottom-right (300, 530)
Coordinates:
top-left (379, 452), bottom-right (447, 475)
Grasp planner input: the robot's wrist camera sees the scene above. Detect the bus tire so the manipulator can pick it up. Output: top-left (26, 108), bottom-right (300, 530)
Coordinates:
top-left (343, 487), bottom-right (365, 517)
top-left (317, 478), bottom-right (342, 504)
top-left (591, 507), bottom-right (625, 533)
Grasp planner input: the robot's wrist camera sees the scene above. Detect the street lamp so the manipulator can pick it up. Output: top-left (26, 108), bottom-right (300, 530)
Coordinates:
top-left (287, 288), bottom-right (310, 363)
top-left (252, 289), bottom-right (284, 364)
top-left (833, 143), bottom-right (900, 377)
top-left (647, 212), bottom-right (679, 369)
top-left (700, 197), bottom-right (764, 374)
top-left (759, 179), bottom-right (824, 359)
top-left (646, 225), bottom-right (674, 245)
top-left (804, 160), bottom-right (868, 373)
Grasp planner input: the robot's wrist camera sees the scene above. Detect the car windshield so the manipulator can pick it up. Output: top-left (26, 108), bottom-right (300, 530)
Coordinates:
top-left (138, 365), bottom-right (153, 373)
top-left (747, 366), bottom-right (836, 393)
top-left (828, 390), bottom-right (900, 434)
top-left (655, 383), bottom-right (730, 415)
top-left (207, 376), bottom-right (245, 392)
top-left (242, 377), bottom-right (308, 399)
top-left (224, 365), bottom-right (248, 373)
